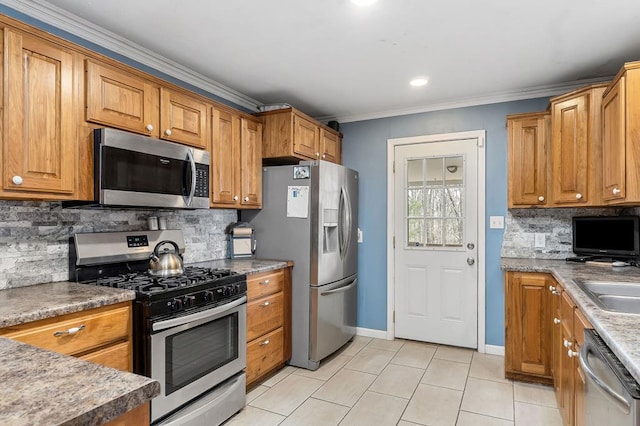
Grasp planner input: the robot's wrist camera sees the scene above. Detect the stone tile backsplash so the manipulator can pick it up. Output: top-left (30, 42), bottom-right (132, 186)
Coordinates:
top-left (501, 207), bottom-right (640, 259)
top-left (0, 201), bottom-right (237, 289)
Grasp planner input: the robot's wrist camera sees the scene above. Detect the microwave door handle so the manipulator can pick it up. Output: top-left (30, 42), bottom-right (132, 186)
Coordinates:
top-left (185, 149), bottom-right (196, 207)
top-left (579, 343), bottom-right (631, 413)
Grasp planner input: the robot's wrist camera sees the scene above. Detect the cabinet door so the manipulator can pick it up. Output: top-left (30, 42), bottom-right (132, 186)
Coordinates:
top-left (240, 118), bottom-right (263, 207)
top-left (211, 108), bottom-right (240, 206)
top-left (85, 60), bottom-right (158, 136)
top-left (159, 88), bottom-right (208, 149)
top-left (551, 284), bottom-right (563, 409)
top-left (551, 93), bottom-right (589, 205)
top-left (505, 272), bottom-right (552, 380)
top-left (293, 114), bottom-right (320, 159)
top-left (4, 30), bottom-right (75, 195)
top-left (320, 129), bottom-right (341, 163)
top-left (507, 113), bottom-right (548, 207)
top-left (561, 324), bottom-right (575, 426)
top-left (602, 77), bottom-right (626, 202)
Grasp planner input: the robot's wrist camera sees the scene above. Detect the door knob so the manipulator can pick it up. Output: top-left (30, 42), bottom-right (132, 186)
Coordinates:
top-left (467, 257), bottom-right (475, 265)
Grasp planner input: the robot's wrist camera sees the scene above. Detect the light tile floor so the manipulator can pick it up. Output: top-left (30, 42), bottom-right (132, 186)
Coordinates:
top-left (225, 337), bottom-right (562, 426)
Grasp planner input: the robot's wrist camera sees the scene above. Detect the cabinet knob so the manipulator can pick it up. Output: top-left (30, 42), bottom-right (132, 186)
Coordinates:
top-left (316, 152), bottom-right (320, 157)
top-left (553, 318), bottom-right (561, 324)
top-left (613, 187), bottom-right (621, 195)
top-left (538, 196), bottom-right (545, 202)
top-left (548, 285), bottom-right (556, 292)
top-left (568, 349), bottom-right (579, 358)
top-left (165, 129), bottom-right (172, 136)
top-left (576, 193), bottom-right (583, 200)
top-left (563, 339), bottom-right (572, 348)
top-left (233, 195), bottom-right (239, 201)
top-left (244, 196), bottom-right (250, 202)
top-left (11, 176), bottom-right (23, 185)
top-left (145, 124), bottom-right (154, 132)
top-left (322, 154), bottom-right (326, 159)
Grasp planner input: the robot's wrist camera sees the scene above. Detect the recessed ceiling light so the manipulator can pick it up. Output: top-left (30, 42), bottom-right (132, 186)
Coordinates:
top-left (410, 78), bottom-right (428, 87)
top-left (351, 0), bottom-right (377, 6)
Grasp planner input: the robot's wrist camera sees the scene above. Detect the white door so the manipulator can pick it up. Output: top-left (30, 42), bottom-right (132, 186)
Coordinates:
top-left (393, 138), bottom-right (478, 348)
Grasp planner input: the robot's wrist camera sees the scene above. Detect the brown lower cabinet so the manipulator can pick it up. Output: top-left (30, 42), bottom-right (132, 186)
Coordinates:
top-left (0, 301), bottom-right (148, 425)
top-left (245, 266), bottom-right (292, 388)
top-left (505, 272), bottom-right (593, 426)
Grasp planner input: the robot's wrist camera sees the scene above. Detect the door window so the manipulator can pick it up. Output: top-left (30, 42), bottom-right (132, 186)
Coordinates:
top-left (406, 155), bottom-right (464, 248)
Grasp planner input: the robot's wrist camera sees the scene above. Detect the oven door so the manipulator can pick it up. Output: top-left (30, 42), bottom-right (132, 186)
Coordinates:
top-left (96, 127), bottom-right (210, 209)
top-left (150, 296), bottom-right (246, 423)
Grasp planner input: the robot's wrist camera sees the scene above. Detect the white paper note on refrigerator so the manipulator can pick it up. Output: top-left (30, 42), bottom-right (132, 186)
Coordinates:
top-left (287, 186), bottom-right (309, 218)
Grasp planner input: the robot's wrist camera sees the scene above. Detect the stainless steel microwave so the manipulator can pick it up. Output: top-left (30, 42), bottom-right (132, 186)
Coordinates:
top-left (92, 127), bottom-right (210, 209)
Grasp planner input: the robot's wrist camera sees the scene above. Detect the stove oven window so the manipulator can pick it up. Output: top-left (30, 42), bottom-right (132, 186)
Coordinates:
top-left (164, 312), bottom-right (239, 395)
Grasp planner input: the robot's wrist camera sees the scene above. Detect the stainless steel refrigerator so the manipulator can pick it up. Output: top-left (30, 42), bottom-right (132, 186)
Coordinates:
top-left (245, 160), bottom-right (358, 370)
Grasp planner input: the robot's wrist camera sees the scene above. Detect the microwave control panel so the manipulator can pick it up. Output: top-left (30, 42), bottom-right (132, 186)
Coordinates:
top-left (194, 164), bottom-right (209, 198)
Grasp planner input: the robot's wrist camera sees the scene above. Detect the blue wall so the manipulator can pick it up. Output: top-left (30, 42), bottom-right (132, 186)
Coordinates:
top-left (340, 99), bottom-right (550, 346)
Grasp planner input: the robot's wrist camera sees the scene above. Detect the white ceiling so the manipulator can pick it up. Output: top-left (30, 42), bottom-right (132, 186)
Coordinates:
top-left (16, 0), bottom-right (640, 122)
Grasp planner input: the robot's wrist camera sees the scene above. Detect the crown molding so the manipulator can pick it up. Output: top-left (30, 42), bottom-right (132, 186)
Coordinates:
top-left (318, 76), bottom-right (613, 124)
top-left (1, 0), bottom-right (262, 111)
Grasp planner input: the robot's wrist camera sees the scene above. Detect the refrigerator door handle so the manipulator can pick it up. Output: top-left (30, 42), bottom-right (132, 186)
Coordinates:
top-left (339, 186), bottom-right (352, 259)
top-left (320, 278), bottom-right (358, 296)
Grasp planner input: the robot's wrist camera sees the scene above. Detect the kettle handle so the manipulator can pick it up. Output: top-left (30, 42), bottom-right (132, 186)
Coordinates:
top-left (153, 240), bottom-right (181, 257)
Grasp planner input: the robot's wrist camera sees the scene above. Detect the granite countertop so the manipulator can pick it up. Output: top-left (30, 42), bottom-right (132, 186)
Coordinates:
top-left (0, 337), bottom-right (160, 426)
top-left (501, 257), bottom-right (640, 383)
top-left (0, 282), bottom-right (136, 329)
top-left (189, 258), bottom-right (292, 275)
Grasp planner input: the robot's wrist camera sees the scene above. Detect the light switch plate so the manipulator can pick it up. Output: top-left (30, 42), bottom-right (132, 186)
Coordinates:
top-left (489, 216), bottom-right (504, 229)
top-left (357, 228), bottom-right (363, 243)
top-left (535, 233), bottom-right (546, 248)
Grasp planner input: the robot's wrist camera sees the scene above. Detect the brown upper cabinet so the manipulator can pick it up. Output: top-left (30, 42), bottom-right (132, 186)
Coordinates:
top-left (507, 112), bottom-right (549, 208)
top-left (159, 88), bottom-right (208, 149)
top-left (85, 59), bottom-right (159, 137)
top-left (210, 107), bottom-right (263, 209)
top-left (549, 83), bottom-right (608, 207)
top-left (86, 61), bottom-right (209, 149)
top-left (601, 61), bottom-right (640, 205)
top-left (258, 107), bottom-right (342, 164)
top-left (1, 29), bottom-right (77, 199)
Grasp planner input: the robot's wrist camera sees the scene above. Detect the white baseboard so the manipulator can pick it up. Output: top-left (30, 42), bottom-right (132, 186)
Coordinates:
top-left (484, 344), bottom-right (505, 356)
top-left (356, 327), bottom-right (389, 340)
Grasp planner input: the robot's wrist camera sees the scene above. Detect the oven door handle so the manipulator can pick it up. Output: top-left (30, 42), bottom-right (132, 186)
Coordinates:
top-left (579, 342), bottom-right (631, 414)
top-left (152, 296), bottom-right (246, 332)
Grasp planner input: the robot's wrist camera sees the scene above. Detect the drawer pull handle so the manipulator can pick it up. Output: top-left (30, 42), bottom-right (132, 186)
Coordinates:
top-left (260, 301), bottom-right (270, 307)
top-left (259, 339), bottom-right (270, 346)
top-left (54, 324), bottom-right (85, 337)
top-left (260, 279), bottom-right (270, 285)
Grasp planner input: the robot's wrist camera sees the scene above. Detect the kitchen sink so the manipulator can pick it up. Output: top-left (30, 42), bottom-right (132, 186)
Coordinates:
top-left (574, 280), bottom-right (640, 314)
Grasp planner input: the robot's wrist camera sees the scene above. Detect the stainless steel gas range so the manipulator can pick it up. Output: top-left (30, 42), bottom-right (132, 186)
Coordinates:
top-left (70, 230), bottom-right (246, 425)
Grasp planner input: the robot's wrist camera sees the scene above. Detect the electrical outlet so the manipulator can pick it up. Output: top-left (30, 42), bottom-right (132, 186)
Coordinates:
top-left (534, 233), bottom-right (546, 248)
top-left (357, 228), bottom-right (363, 243)
top-left (489, 216), bottom-right (504, 229)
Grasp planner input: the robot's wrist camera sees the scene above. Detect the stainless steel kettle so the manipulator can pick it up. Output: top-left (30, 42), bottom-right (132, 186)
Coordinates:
top-left (148, 240), bottom-right (184, 277)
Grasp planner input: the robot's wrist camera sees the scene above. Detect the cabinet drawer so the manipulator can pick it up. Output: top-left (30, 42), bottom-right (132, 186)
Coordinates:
top-left (0, 303), bottom-right (131, 356)
top-left (248, 270), bottom-right (284, 300)
top-left (246, 327), bottom-right (284, 385)
top-left (79, 341), bottom-right (132, 372)
top-left (247, 292), bottom-right (284, 342)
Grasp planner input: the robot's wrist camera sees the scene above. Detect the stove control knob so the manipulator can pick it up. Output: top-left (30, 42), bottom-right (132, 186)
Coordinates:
top-left (234, 284), bottom-right (241, 294)
top-left (171, 298), bottom-right (183, 311)
top-left (183, 295), bottom-right (196, 308)
top-left (223, 286), bottom-right (231, 296)
top-left (203, 291), bottom-right (214, 302)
